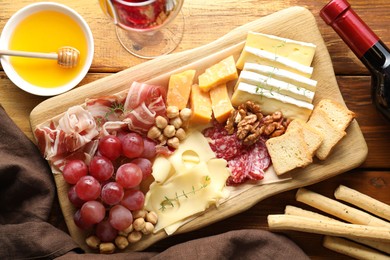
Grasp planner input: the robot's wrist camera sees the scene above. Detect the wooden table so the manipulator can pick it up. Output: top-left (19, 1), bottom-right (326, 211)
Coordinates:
top-left (1, 0), bottom-right (389, 259)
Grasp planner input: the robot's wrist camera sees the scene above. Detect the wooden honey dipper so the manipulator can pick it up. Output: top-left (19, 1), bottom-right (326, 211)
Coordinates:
top-left (0, 46), bottom-right (80, 68)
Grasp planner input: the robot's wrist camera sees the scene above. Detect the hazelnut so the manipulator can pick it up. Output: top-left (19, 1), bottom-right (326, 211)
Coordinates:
top-left (132, 209), bottom-right (147, 219)
top-left (133, 218), bottom-right (146, 231)
top-left (142, 222), bottom-right (155, 235)
top-left (147, 126), bottom-right (161, 139)
top-left (167, 137), bottom-right (180, 149)
top-left (179, 108), bottom-right (192, 122)
top-left (118, 224), bottom-right (133, 236)
top-left (166, 106), bottom-right (180, 118)
top-left (175, 128), bottom-right (186, 141)
top-left (146, 211), bottom-right (158, 225)
top-left (99, 242), bottom-right (116, 254)
top-left (115, 236), bottom-right (129, 250)
top-left (163, 125), bottom-right (176, 138)
top-left (170, 117), bottom-right (183, 129)
top-left (155, 116), bottom-right (168, 129)
top-left (86, 235), bottom-right (100, 249)
top-left (128, 231), bottom-right (142, 243)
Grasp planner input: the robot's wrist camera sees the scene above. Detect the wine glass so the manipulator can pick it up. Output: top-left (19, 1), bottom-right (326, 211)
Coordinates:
top-left (99, 0), bottom-right (185, 59)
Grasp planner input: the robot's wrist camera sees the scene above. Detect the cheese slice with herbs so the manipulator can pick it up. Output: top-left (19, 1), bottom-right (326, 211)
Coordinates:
top-left (236, 46), bottom-right (313, 78)
top-left (244, 31), bottom-right (316, 67)
top-left (243, 63), bottom-right (317, 92)
top-left (231, 82), bottom-right (313, 121)
top-left (236, 70), bottom-right (315, 103)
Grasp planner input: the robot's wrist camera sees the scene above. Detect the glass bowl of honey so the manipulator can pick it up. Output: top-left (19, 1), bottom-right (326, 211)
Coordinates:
top-left (0, 2), bottom-right (94, 96)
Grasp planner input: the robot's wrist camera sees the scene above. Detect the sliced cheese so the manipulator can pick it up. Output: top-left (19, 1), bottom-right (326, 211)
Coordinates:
top-left (243, 63), bottom-right (317, 92)
top-left (190, 84), bottom-right (212, 125)
top-left (168, 130), bottom-right (216, 174)
top-left (198, 55), bottom-right (238, 92)
top-left (167, 70), bottom-right (196, 109)
top-left (245, 31), bottom-right (316, 67)
top-left (231, 82), bottom-right (313, 121)
top-left (209, 83), bottom-right (234, 123)
top-left (236, 70), bottom-right (315, 103)
top-left (144, 159), bottom-right (229, 233)
top-left (236, 46), bottom-right (313, 78)
top-left (152, 156), bottom-right (174, 183)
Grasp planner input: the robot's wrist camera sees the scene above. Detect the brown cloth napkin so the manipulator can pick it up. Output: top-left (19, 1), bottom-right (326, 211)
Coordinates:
top-left (0, 105), bottom-right (309, 260)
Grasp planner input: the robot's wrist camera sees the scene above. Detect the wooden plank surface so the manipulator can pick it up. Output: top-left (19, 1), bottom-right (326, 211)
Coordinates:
top-left (1, 0), bottom-right (390, 259)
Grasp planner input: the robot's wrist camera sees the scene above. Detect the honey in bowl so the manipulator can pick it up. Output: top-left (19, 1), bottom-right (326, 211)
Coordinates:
top-left (9, 10), bottom-right (88, 88)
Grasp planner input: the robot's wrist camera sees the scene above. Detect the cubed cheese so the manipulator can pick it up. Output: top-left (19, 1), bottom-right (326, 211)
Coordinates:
top-left (198, 55), bottom-right (238, 92)
top-left (235, 70), bottom-right (315, 103)
top-left (236, 46), bottom-right (313, 78)
top-left (231, 82), bottom-right (313, 121)
top-left (167, 70), bottom-right (196, 109)
top-left (209, 83), bottom-right (234, 123)
top-left (190, 84), bottom-right (212, 125)
top-left (245, 31), bottom-right (316, 67)
top-left (243, 63), bottom-right (317, 92)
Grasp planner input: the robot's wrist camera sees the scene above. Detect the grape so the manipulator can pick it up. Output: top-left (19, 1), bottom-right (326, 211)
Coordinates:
top-left (140, 138), bottom-right (156, 159)
top-left (89, 155), bottom-right (114, 182)
top-left (131, 158), bottom-right (152, 180)
top-left (122, 132), bottom-right (144, 158)
top-left (80, 200), bottom-right (105, 225)
top-left (109, 205), bottom-right (133, 231)
top-left (101, 182), bottom-right (124, 205)
top-left (95, 219), bottom-right (118, 242)
top-left (62, 159), bottom-right (88, 184)
top-left (73, 209), bottom-right (94, 230)
top-left (121, 189), bottom-right (145, 211)
top-left (75, 175), bottom-right (101, 201)
top-left (98, 135), bottom-right (122, 161)
top-left (68, 185), bottom-right (85, 208)
top-left (116, 163), bottom-right (143, 188)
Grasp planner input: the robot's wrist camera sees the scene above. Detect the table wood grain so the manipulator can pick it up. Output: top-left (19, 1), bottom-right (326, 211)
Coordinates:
top-left (1, 0), bottom-right (390, 259)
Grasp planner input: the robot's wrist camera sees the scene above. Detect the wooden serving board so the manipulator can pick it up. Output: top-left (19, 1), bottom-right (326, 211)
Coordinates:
top-left (30, 6), bottom-right (368, 252)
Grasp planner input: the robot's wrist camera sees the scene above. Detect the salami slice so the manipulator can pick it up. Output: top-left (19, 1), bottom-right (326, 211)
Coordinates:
top-left (203, 122), bottom-right (271, 185)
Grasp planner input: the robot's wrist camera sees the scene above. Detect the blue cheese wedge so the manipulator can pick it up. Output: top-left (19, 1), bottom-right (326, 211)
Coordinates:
top-left (236, 70), bottom-right (315, 103)
top-left (244, 31), bottom-right (316, 67)
top-left (236, 46), bottom-right (314, 78)
top-left (231, 82), bottom-right (314, 121)
top-left (243, 63), bottom-right (317, 92)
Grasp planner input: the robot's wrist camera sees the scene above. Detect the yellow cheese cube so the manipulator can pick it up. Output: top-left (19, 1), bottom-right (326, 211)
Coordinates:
top-left (198, 55), bottom-right (238, 92)
top-left (190, 84), bottom-right (212, 125)
top-left (167, 70), bottom-right (196, 109)
top-left (209, 83), bottom-right (234, 123)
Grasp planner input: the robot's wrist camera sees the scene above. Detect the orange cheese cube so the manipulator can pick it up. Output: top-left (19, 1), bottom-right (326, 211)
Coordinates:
top-left (167, 70), bottom-right (196, 109)
top-left (209, 83), bottom-right (234, 123)
top-left (190, 84), bottom-right (212, 125)
top-left (198, 55), bottom-right (238, 92)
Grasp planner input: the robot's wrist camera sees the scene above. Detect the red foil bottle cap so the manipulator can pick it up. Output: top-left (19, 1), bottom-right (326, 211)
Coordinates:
top-left (320, 0), bottom-right (350, 25)
top-left (320, 0), bottom-right (379, 58)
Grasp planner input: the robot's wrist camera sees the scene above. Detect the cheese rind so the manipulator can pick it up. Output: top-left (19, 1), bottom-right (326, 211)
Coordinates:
top-left (236, 46), bottom-right (313, 78)
top-left (190, 84), bottom-right (213, 125)
top-left (198, 55), bottom-right (238, 92)
top-left (245, 31), bottom-right (316, 67)
top-left (243, 63), bottom-right (317, 92)
top-left (209, 83), bottom-right (234, 123)
top-left (236, 70), bottom-right (315, 103)
top-left (167, 70), bottom-right (196, 109)
top-left (231, 82), bottom-right (313, 121)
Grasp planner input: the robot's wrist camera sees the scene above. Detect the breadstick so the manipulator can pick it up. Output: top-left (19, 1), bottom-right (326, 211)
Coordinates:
top-left (323, 236), bottom-right (390, 260)
top-left (284, 205), bottom-right (390, 254)
top-left (296, 188), bottom-right (390, 228)
top-left (267, 214), bottom-right (390, 242)
top-left (335, 185), bottom-right (390, 222)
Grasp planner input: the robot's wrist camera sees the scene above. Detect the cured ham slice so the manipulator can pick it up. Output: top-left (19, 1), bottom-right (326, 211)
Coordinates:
top-left (34, 106), bottom-right (99, 161)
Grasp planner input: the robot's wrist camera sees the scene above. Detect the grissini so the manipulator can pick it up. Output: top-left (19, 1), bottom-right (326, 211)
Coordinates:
top-left (323, 236), bottom-right (390, 260)
top-left (284, 205), bottom-right (390, 254)
top-left (296, 188), bottom-right (390, 228)
top-left (335, 185), bottom-right (390, 222)
top-left (267, 214), bottom-right (390, 242)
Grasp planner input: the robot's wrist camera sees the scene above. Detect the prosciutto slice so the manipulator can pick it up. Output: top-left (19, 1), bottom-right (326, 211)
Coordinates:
top-left (34, 106), bottom-right (99, 161)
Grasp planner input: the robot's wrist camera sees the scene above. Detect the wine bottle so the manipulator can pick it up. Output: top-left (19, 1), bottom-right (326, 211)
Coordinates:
top-left (320, 0), bottom-right (390, 121)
